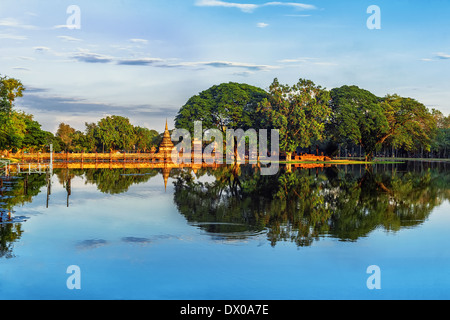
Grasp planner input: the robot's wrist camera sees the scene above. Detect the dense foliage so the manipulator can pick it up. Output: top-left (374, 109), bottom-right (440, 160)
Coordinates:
top-left (176, 80), bottom-right (448, 160)
top-left (1, 73), bottom-right (449, 158)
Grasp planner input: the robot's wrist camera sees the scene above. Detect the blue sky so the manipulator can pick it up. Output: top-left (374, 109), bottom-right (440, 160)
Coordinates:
top-left (1, 0), bottom-right (449, 133)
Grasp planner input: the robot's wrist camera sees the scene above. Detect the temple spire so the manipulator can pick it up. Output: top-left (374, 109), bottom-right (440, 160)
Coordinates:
top-left (158, 118), bottom-right (175, 160)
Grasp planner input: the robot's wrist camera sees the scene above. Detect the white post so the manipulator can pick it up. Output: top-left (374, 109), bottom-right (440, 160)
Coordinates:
top-left (50, 144), bottom-right (53, 174)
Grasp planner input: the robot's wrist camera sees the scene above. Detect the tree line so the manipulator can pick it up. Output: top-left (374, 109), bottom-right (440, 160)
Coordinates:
top-left (55, 117), bottom-right (161, 153)
top-left (175, 80), bottom-right (450, 161)
top-left (1, 73), bottom-right (449, 159)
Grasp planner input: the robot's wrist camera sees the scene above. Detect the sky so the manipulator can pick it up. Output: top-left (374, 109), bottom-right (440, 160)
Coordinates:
top-left (1, 0), bottom-right (449, 133)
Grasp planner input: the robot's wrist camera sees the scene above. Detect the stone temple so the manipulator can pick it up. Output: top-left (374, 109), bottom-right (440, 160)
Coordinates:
top-left (157, 120), bottom-right (175, 161)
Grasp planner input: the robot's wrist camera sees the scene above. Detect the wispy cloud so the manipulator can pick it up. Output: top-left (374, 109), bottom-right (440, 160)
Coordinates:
top-left (0, 17), bottom-right (37, 30)
top-left (18, 56), bottom-right (35, 61)
top-left (195, 0), bottom-right (258, 13)
top-left (278, 57), bottom-right (317, 63)
top-left (18, 89), bottom-right (180, 132)
top-left (278, 56), bottom-right (337, 66)
top-left (257, 22), bottom-right (269, 28)
top-left (172, 60), bottom-right (277, 71)
top-left (419, 53), bottom-right (450, 61)
top-left (33, 46), bottom-right (51, 52)
top-left (12, 67), bottom-right (31, 71)
top-left (436, 52), bottom-right (450, 60)
top-left (66, 48), bottom-right (278, 72)
top-left (57, 35), bottom-right (83, 42)
top-left (233, 71), bottom-right (254, 77)
top-left (195, 0), bottom-right (316, 13)
top-left (53, 24), bottom-right (80, 30)
top-left (71, 50), bottom-right (114, 63)
top-left (117, 58), bottom-right (164, 66)
top-left (263, 2), bottom-right (316, 10)
top-left (0, 33), bottom-right (28, 40)
top-left (129, 38), bottom-right (149, 45)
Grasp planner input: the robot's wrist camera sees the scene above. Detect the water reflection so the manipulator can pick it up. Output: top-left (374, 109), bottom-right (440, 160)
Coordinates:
top-left (0, 162), bottom-right (449, 259)
top-left (173, 162), bottom-right (450, 246)
top-left (0, 175), bottom-right (46, 259)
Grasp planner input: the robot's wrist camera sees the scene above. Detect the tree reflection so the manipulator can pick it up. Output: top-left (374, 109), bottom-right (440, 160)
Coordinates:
top-left (0, 168), bottom-right (162, 259)
top-left (173, 163), bottom-right (450, 247)
top-left (0, 223), bottom-right (23, 259)
top-left (54, 168), bottom-right (160, 195)
top-left (1, 162), bottom-right (449, 259)
top-left (173, 165), bottom-right (268, 238)
top-left (0, 175), bottom-right (47, 259)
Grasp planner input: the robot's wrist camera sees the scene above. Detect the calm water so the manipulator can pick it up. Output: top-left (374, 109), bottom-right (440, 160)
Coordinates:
top-left (0, 161), bottom-right (449, 300)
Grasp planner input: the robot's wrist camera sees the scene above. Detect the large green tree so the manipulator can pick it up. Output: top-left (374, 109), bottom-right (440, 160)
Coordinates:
top-left (328, 85), bottom-right (389, 160)
top-left (56, 123), bottom-right (77, 152)
top-left (0, 111), bottom-right (27, 152)
top-left (258, 78), bottom-right (331, 161)
top-left (430, 109), bottom-right (450, 158)
top-left (380, 95), bottom-right (436, 154)
top-left (328, 86), bottom-right (436, 160)
top-left (134, 127), bottom-right (160, 152)
top-left (21, 113), bottom-right (53, 152)
top-left (96, 116), bottom-right (136, 152)
top-left (0, 75), bottom-right (27, 151)
top-left (175, 82), bottom-right (269, 134)
top-left (0, 75), bottom-right (25, 114)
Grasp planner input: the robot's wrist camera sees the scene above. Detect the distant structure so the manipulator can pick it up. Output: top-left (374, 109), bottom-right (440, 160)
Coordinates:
top-left (157, 120), bottom-right (175, 162)
top-left (158, 120), bottom-right (175, 191)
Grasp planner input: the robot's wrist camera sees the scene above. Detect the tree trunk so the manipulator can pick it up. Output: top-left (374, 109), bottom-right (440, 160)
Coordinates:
top-left (365, 151), bottom-right (374, 162)
top-left (286, 152), bottom-right (292, 162)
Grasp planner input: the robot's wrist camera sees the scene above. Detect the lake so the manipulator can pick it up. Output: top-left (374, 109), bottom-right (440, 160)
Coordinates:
top-left (0, 161), bottom-right (449, 300)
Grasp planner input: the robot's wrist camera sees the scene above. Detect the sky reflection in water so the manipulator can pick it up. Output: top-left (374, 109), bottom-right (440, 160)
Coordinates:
top-left (0, 161), bottom-right (449, 300)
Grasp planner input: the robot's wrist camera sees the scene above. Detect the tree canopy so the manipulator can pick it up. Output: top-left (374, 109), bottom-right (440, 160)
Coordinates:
top-left (1, 72), bottom-right (448, 160)
top-left (328, 85), bottom-right (437, 160)
top-left (258, 78), bottom-right (331, 160)
top-left (175, 82), bottom-right (269, 134)
top-left (0, 75), bottom-right (53, 153)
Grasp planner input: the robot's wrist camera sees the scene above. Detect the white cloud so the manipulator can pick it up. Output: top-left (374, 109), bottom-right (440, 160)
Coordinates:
top-left (129, 38), bottom-right (149, 44)
top-left (12, 67), bottom-right (31, 71)
top-left (71, 50), bottom-right (114, 63)
top-left (18, 56), bottom-right (36, 61)
top-left (0, 17), bottom-right (36, 30)
top-left (171, 60), bottom-right (278, 71)
top-left (57, 35), bottom-right (83, 42)
top-left (195, 0), bottom-right (258, 13)
top-left (195, 0), bottom-right (316, 13)
top-left (278, 57), bottom-right (317, 63)
top-left (436, 52), bottom-right (450, 60)
top-left (53, 24), bottom-right (80, 30)
top-left (263, 2), bottom-right (316, 10)
top-left (257, 22), bottom-right (269, 28)
top-left (33, 46), bottom-right (51, 52)
top-left (278, 56), bottom-right (337, 66)
top-left (117, 57), bottom-right (164, 66)
top-left (0, 33), bottom-right (28, 40)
